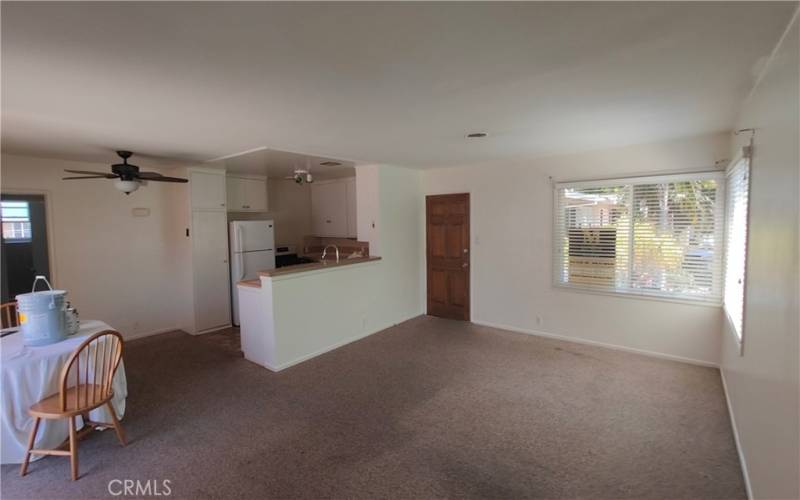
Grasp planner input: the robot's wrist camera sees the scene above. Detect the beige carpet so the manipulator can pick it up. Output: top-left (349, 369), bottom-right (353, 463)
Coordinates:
top-left (1, 316), bottom-right (745, 499)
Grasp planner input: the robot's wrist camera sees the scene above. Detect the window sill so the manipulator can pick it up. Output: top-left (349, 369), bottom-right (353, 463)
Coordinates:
top-left (553, 282), bottom-right (723, 308)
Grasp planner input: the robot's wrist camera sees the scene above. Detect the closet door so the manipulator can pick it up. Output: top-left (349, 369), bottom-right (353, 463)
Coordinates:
top-left (192, 210), bottom-right (231, 331)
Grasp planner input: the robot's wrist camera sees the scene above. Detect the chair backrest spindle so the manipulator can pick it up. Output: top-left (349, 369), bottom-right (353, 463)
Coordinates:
top-left (59, 330), bottom-right (124, 412)
top-left (1, 302), bottom-right (19, 329)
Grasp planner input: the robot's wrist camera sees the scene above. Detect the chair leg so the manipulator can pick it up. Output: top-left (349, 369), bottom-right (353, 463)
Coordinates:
top-left (19, 417), bottom-right (41, 476)
top-left (69, 416), bottom-right (79, 481)
top-left (106, 401), bottom-right (127, 446)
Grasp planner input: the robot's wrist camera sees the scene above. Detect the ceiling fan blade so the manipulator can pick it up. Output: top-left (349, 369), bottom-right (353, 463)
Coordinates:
top-left (135, 171), bottom-right (165, 179)
top-left (137, 171), bottom-right (188, 182)
top-left (63, 175), bottom-right (112, 180)
top-left (64, 169), bottom-right (116, 178)
top-left (137, 175), bottom-right (188, 183)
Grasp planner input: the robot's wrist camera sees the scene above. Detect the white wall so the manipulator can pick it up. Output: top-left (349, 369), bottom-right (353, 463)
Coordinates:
top-left (422, 132), bottom-right (731, 365)
top-left (720, 12), bottom-right (799, 499)
top-left (1, 154), bottom-right (194, 338)
top-left (227, 178), bottom-right (313, 250)
top-left (355, 165), bottom-right (381, 256)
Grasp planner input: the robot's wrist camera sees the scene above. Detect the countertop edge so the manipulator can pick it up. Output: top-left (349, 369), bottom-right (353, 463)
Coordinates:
top-left (259, 256), bottom-right (382, 280)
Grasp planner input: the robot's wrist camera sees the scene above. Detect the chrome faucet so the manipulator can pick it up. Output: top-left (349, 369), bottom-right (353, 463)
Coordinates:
top-left (321, 244), bottom-right (340, 263)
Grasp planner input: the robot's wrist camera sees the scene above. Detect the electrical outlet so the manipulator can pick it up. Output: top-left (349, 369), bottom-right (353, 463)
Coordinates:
top-left (536, 315), bottom-right (543, 327)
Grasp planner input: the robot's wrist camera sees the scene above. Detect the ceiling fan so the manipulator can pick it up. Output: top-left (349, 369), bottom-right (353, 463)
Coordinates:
top-left (285, 160), bottom-right (314, 185)
top-left (63, 150), bottom-right (188, 194)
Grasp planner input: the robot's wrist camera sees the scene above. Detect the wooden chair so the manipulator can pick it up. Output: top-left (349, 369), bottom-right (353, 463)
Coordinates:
top-left (20, 330), bottom-right (126, 480)
top-left (1, 301), bottom-right (19, 329)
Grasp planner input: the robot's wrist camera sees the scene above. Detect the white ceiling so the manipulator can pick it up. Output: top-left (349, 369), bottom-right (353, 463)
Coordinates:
top-left (1, 2), bottom-right (794, 169)
top-left (221, 148), bottom-right (355, 180)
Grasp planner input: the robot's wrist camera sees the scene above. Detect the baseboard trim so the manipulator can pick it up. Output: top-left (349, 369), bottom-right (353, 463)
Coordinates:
top-left (123, 327), bottom-right (182, 341)
top-left (266, 313), bottom-right (423, 372)
top-left (720, 368), bottom-right (753, 499)
top-left (192, 324), bottom-right (233, 336)
top-left (471, 319), bottom-right (719, 368)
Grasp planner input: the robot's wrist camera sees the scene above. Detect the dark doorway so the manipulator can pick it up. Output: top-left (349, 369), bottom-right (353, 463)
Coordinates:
top-left (426, 193), bottom-right (470, 321)
top-left (1, 194), bottom-right (50, 302)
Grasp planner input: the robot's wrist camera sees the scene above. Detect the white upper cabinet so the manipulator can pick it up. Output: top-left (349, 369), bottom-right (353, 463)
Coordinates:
top-left (190, 169), bottom-right (227, 210)
top-left (311, 177), bottom-right (356, 238)
top-left (312, 181), bottom-right (348, 237)
top-left (226, 175), bottom-right (268, 212)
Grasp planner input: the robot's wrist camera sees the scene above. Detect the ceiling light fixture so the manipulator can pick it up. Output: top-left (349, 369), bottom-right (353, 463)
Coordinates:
top-left (466, 132), bottom-right (489, 138)
top-left (320, 161), bottom-right (341, 166)
top-left (114, 179), bottom-right (141, 194)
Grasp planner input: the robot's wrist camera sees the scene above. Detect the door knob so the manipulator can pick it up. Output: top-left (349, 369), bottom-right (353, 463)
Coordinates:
top-left (462, 263), bottom-right (468, 268)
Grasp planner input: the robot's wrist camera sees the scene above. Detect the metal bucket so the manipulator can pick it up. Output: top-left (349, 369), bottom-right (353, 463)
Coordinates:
top-left (16, 276), bottom-right (68, 346)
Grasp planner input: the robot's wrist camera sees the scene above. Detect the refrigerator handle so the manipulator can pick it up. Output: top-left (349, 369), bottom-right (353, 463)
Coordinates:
top-left (236, 226), bottom-right (245, 281)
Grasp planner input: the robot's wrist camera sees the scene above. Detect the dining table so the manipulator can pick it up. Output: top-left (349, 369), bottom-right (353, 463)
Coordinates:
top-left (0, 319), bottom-right (127, 464)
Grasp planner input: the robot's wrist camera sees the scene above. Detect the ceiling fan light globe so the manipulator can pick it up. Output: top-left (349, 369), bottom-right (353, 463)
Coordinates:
top-left (114, 179), bottom-right (140, 194)
top-left (306, 173), bottom-right (313, 183)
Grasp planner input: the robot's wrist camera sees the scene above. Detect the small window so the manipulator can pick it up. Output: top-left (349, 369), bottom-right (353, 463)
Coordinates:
top-left (1, 201), bottom-right (32, 242)
top-left (723, 153), bottom-right (750, 342)
top-left (553, 172), bottom-right (725, 303)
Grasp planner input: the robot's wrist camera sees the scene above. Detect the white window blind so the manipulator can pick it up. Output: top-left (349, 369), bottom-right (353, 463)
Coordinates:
top-left (723, 153), bottom-right (750, 340)
top-left (554, 172), bottom-right (725, 303)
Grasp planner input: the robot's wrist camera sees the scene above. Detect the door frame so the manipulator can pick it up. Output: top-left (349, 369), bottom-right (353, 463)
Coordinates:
top-left (425, 192), bottom-right (472, 321)
top-left (1, 188), bottom-right (58, 288)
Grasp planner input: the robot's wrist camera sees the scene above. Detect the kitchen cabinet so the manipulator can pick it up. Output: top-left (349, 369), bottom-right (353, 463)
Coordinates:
top-left (190, 170), bottom-right (227, 210)
top-left (311, 177), bottom-right (358, 238)
top-left (311, 180), bottom-right (348, 237)
top-left (226, 175), bottom-right (268, 212)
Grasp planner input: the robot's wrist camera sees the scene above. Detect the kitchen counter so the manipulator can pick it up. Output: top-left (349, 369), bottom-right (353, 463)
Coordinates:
top-left (235, 254), bottom-right (386, 371)
top-left (257, 256), bottom-right (381, 278)
top-left (236, 256), bottom-right (381, 289)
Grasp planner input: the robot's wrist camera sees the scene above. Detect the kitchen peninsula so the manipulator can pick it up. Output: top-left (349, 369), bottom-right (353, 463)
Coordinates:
top-left (237, 253), bottom-right (383, 371)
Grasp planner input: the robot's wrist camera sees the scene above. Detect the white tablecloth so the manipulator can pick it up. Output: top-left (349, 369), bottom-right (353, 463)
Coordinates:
top-left (1, 320), bottom-right (127, 464)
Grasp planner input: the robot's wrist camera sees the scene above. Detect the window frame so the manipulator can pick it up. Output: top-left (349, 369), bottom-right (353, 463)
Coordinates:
top-left (1, 200), bottom-right (33, 243)
top-left (552, 171), bottom-right (726, 307)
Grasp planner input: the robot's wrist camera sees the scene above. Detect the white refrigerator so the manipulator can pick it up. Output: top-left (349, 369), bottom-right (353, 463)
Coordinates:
top-left (230, 220), bottom-right (275, 325)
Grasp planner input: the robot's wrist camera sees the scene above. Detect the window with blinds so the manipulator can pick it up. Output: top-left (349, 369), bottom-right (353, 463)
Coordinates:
top-left (554, 172), bottom-right (725, 303)
top-left (723, 154), bottom-right (750, 340)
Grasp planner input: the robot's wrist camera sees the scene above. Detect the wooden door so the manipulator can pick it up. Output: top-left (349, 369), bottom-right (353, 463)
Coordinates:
top-left (426, 193), bottom-right (470, 320)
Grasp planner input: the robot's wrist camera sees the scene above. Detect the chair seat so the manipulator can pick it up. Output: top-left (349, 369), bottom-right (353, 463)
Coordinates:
top-left (29, 385), bottom-right (113, 418)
